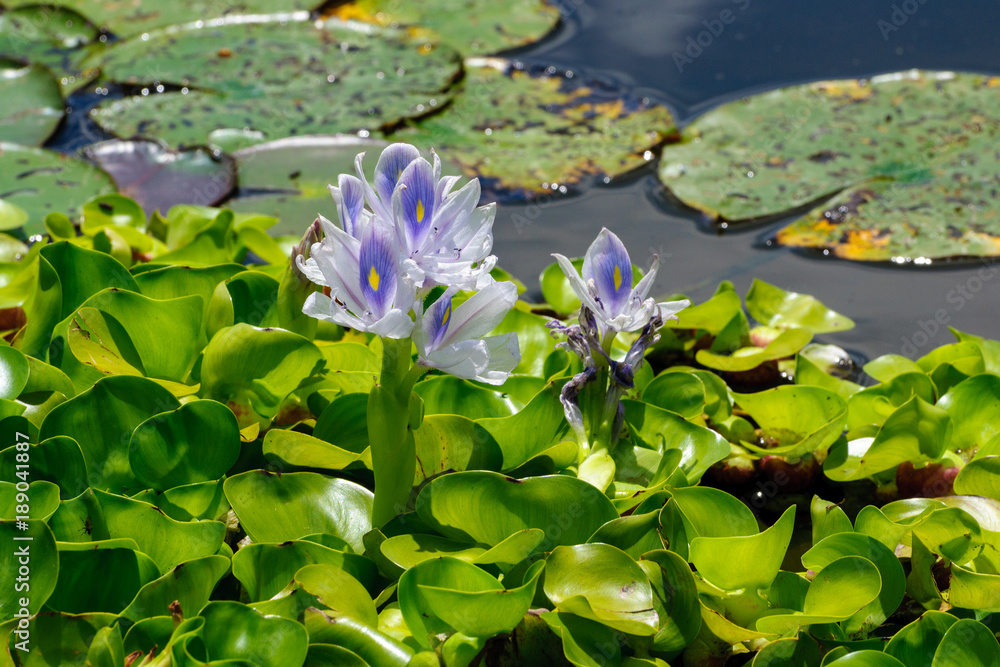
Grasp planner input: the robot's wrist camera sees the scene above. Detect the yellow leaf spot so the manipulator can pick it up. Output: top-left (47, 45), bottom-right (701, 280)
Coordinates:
top-left (368, 266), bottom-right (380, 291)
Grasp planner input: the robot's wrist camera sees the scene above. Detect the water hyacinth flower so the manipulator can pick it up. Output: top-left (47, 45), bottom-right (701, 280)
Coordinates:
top-left (552, 228), bottom-right (689, 337)
top-left (297, 217), bottom-right (416, 338)
top-left (414, 281), bottom-right (521, 384)
top-left (335, 143), bottom-right (497, 291)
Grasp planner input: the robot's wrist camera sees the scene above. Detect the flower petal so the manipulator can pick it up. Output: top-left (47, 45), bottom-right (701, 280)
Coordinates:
top-left (374, 143), bottom-right (421, 205)
top-left (368, 309), bottom-right (416, 339)
top-left (330, 174), bottom-right (366, 238)
top-left (422, 287), bottom-right (460, 354)
top-left (397, 157), bottom-right (436, 251)
top-left (552, 253), bottom-right (602, 315)
top-left (303, 291), bottom-right (366, 331)
top-left (358, 224), bottom-right (401, 319)
top-left (424, 338), bottom-right (490, 380)
top-left (474, 333), bottom-right (520, 384)
top-left (581, 228), bottom-right (633, 318)
top-left (630, 254), bottom-right (660, 303)
top-left (436, 280), bottom-right (517, 348)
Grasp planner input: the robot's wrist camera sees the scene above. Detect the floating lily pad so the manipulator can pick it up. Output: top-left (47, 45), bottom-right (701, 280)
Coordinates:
top-left (83, 139), bottom-right (236, 215)
top-left (89, 17), bottom-right (461, 148)
top-left (399, 58), bottom-right (676, 200)
top-left (0, 5), bottom-right (102, 93)
top-left (3, 1), bottom-right (316, 38)
top-left (0, 143), bottom-right (117, 234)
top-left (658, 70), bottom-right (1000, 261)
top-left (330, 0), bottom-right (560, 56)
top-left (226, 136), bottom-right (387, 235)
top-left (0, 60), bottom-right (64, 145)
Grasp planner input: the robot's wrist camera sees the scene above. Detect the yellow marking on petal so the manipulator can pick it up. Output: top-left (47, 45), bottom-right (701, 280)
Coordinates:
top-left (416, 199), bottom-right (425, 223)
top-left (613, 265), bottom-right (622, 291)
top-left (442, 302), bottom-right (451, 325)
top-left (368, 266), bottom-right (380, 291)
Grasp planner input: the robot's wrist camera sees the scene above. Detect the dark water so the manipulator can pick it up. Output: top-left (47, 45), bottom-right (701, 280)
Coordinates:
top-left (492, 0), bottom-right (1000, 363)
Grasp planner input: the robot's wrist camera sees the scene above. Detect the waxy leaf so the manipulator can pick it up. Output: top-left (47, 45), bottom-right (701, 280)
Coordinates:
top-left (624, 400), bottom-right (729, 483)
top-left (401, 58), bottom-right (676, 200)
top-left (732, 385), bottom-right (847, 458)
top-left (689, 506), bottom-right (795, 591)
top-left (0, 60), bottom-right (63, 146)
top-left (90, 18), bottom-right (461, 148)
top-left (47, 541), bottom-right (159, 614)
top-left (225, 471), bottom-right (373, 552)
top-left (0, 520), bottom-right (57, 617)
top-left (746, 279), bottom-right (854, 333)
top-left (416, 471), bottom-right (618, 548)
top-left (544, 543), bottom-right (658, 635)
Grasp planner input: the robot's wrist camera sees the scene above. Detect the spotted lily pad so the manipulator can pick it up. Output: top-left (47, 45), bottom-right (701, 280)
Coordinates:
top-left (0, 5), bottom-right (103, 93)
top-left (0, 59), bottom-right (64, 145)
top-left (89, 17), bottom-right (461, 149)
top-left (83, 139), bottom-right (236, 215)
top-left (657, 70), bottom-right (1000, 260)
top-left (0, 143), bottom-right (117, 233)
top-left (330, 0), bottom-right (560, 56)
top-left (398, 57), bottom-right (676, 200)
top-left (3, 1), bottom-right (316, 38)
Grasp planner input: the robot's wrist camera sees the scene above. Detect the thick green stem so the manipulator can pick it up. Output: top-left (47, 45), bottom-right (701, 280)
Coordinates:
top-left (368, 337), bottom-right (424, 527)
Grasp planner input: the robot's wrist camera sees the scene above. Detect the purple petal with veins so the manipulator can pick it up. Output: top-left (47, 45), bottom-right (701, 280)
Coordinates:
top-left (374, 143), bottom-right (420, 204)
top-left (398, 158), bottom-right (436, 251)
top-left (582, 228), bottom-right (633, 318)
top-left (358, 225), bottom-right (399, 319)
top-left (335, 174), bottom-right (365, 238)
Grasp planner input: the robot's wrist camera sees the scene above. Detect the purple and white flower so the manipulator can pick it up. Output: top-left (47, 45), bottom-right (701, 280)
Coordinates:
top-left (413, 281), bottom-right (521, 385)
top-left (298, 218), bottom-right (416, 339)
top-left (552, 228), bottom-right (689, 337)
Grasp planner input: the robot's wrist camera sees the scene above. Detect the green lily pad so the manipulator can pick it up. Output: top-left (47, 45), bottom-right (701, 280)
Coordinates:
top-left (331, 0), bottom-right (559, 56)
top-left (0, 5), bottom-right (102, 93)
top-left (224, 471), bottom-right (373, 552)
top-left (0, 143), bottom-right (116, 234)
top-left (658, 70), bottom-right (1000, 261)
top-left (5, 0), bottom-right (316, 38)
top-left (226, 136), bottom-right (387, 235)
top-left (0, 60), bottom-right (63, 145)
top-left (89, 17), bottom-right (461, 148)
top-left (83, 139), bottom-right (237, 215)
top-left (399, 57), bottom-right (676, 200)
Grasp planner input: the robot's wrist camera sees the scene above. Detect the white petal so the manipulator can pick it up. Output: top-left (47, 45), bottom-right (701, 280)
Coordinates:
top-left (437, 281), bottom-right (517, 348)
top-left (296, 255), bottom-right (327, 286)
top-left (424, 339), bottom-right (490, 380)
top-left (369, 309), bottom-right (416, 339)
top-left (551, 253), bottom-right (602, 315)
top-left (355, 151), bottom-right (392, 221)
top-left (303, 291), bottom-right (367, 331)
top-left (473, 333), bottom-right (520, 385)
top-left (655, 299), bottom-right (691, 321)
top-left (630, 255), bottom-right (660, 302)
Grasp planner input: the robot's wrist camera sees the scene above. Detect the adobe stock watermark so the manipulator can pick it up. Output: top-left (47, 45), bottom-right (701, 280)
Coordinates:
top-left (877, 0), bottom-right (930, 41)
top-left (672, 0), bottom-right (752, 73)
top-left (899, 258), bottom-right (999, 358)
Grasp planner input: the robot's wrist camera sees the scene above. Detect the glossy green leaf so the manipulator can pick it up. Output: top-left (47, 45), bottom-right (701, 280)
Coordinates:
top-left (544, 543), bottom-right (658, 635)
top-left (810, 495), bottom-right (853, 546)
top-left (746, 279), bottom-right (855, 333)
top-left (0, 481), bottom-right (58, 522)
top-left (120, 555), bottom-right (230, 622)
top-left (696, 327), bottom-right (812, 372)
top-left (225, 471), bottom-right (373, 552)
top-left (200, 323), bottom-right (325, 423)
top-left (732, 385), bottom-right (847, 457)
top-left (642, 370), bottom-right (707, 420)
top-left (91, 18), bottom-right (461, 148)
top-left (846, 372), bottom-right (935, 431)
top-left (47, 542), bottom-right (159, 614)
top-left (938, 374), bottom-right (1000, 451)
top-left (884, 610), bottom-right (957, 665)
top-left (690, 506), bottom-right (795, 591)
top-left (0, 435), bottom-right (87, 499)
top-left (11, 612), bottom-right (117, 667)
top-left (825, 397), bottom-right (952, 482)
top-left (416, 375), bottom-right (519, 420)
top-left (232, 539), bottom-right (379, 602)
top-left (623, 400), bottom-right (729, 483)
top-left (305, 607), bottom-right (414, 666)
top-left (39, 375), bottom-right (179, 493)
top-left (931, 618), bottom-right (1000, 667)
top-left (0, 347), bottom-right (27, 400)
top-left (413, 414), bottom-right (504, 484)
top-left (293, 563), bottom-right (377, 627)
top-left (638, 549), bottom-right (701, 657)
top-left (541, 611), bottom-right (622, 667)
top-left (0, 520), bottom-right (57, 618)
top-left (129, 399), bottom-right (239, 491)
top-left (263, 428), bottom-right (370, 473)
top-left (95, 489), bottom-right (226, 573)
top-left (131, 479), bottom-right (230, 522)
top-left (416, 471), bottom-right (618, 548)
top-left (802, 532), bottom-right (906, 636)
top-left (399, 556), bottom-right (540, 643)
top-left (180, 600), bottom-right (309, 667)
top-left (401, 58), bottom-right (675, 199)
top-left (477, 384), bottom-right (568, 470)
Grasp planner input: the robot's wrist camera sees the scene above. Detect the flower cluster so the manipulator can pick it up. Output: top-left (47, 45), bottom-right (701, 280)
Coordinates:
top-left (549, 228), bottom-right (689, 450)
top-left (298, 143), bottom-right (519, 384)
